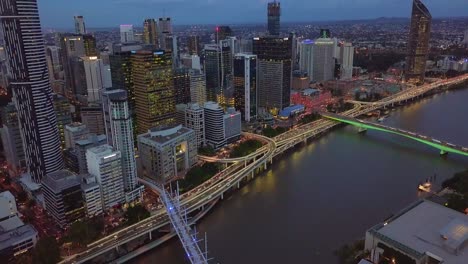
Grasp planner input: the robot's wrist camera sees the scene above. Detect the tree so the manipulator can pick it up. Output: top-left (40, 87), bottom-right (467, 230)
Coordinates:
top-left (198, 146), bottom-right (216, 156)
top-left (31, 237), bottom-right (60, 264)
top-left (64, 217), bottom-right (104, 246)
top-left (125, 205), bottom-right (150, 225)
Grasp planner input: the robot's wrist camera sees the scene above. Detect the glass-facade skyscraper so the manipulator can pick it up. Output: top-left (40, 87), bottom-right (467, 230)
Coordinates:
top-left (132, 50), bottom-right (175, 134)
top-left (234, 54), bottom-right (257, 122)
top-left (267, 1), bottom-right (281, 36)
top-left (143, 18), bottom-right (159, 47)
top-left (405, 0), bottom-right (432, 84)
top-left (0, 0), bottom-right (64, 182)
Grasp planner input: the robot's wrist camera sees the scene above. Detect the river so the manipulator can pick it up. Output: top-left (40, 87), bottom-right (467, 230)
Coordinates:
top-left (131, 87), bottom-right (468, 264)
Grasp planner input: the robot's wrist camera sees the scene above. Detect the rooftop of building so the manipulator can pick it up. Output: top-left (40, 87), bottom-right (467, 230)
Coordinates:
top-left (42, 170), bottom-right (81, 192)
top-left (139, 125), bottom-right (193, 145)
top-left (103, 89), bottom-right (127, 102)
top-left (19, 173), bottom-right (41, 192)
top-left (0, 222), bottom-right (37, 250)
top-left (203, 101), bottom-right (223, 111)
top-left (87, 144), bottom-right (116, 157)
top-left (0, 191), bottom-right (14, 201)
top-left (279, 105), bottom-right (305, 117)
top-left (65, 122), bottom-right (87, 131)
top-left (186, 103), bottom-right (202, 111)
top-left (369, 199), bottom-right (468, 263)
top-left (0, 216), bottom-right (24, 232)
top-left (75, 134), bottom-right (107, 147)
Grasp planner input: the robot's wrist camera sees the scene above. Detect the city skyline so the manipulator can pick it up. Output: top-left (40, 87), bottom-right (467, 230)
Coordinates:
top-left (38, 0), bottom-right (468, 28)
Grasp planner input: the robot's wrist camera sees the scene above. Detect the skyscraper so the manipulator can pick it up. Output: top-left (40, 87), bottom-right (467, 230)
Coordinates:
top-left (405, 0), bottom-right (432, 84)
top-left (0, 0), bottom-right (64, 182)
top-left (215, 26), bottom-right (233, 43)
top-left (339, 42), bottom-right (354, 80)
top-left (74, 15), bottom-right (86, 35)
top-left (267, 1), bottom-right (281, 36)
top-left (158, 17), bottom-right (172, 49)
top-left (102, 89), bottom-right (138, 199)
top-left (312, 38), bottom-right (335, 82)
top-left (188, 35), bottom-right (200, 56)
top-left (253, 36), bottom-right (292, 113)
top-left (143, 18), bottom-right (159, 47)
top-left (120, 25), bottom-right (135, 43)
top-left (204, 44), bottom-right (221, 102)
top-left (132, 50), bottom-right (175, 134)
top-left (298, 39), bottom-right (315, 80)
top-left (234, 54), bottom-right (257, 122)
top-left (174, 68), bottom-right (191, 105)
top-left (190, 69), bottom-right (207, 106)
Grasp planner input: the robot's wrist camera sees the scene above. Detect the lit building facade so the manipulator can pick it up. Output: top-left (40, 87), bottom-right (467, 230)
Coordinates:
top-left (234, 54), bottom-right (257, 122)
top-left (174, 68), bottom-right (191, 105)
top-left (299, 39), bottom-right (314, 80)
top-left (86, 145), bottom-right (125, 210)
top-left (42, 170), bottom-right (85, 228)
top-left (0, 0), bottom-right (64, 182)
top-left (138, 125), bottom-right (197, 182)
top-left (132, 50), bottom-right (175, 134)
top-left (143, 18), bottom-right (158, 46)
top-left (253, 36), bottom-right (292, 113)
top-left (267, 1), bottom-right (281, 36)
top-left (190, 69), bottom-right (207, 106)
top-left (405, 0), bottom-right (432, 84)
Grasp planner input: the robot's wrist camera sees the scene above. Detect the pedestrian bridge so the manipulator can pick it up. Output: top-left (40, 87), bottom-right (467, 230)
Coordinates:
top-left (321, 112), bottom-right (468, 157)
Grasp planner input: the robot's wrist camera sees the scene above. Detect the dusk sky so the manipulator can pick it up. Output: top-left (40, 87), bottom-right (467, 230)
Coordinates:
top-left (38, 0), bottom-right (468, 28)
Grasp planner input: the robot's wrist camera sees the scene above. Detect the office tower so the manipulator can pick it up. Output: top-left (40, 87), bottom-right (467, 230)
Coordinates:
top-left (87, 145), bottom-right (125, 209)
top-left (80, 104), bottom-right (105, 134)
top-left (64, 122), bottom-right (89, 149)
top-left (82, 56), bottom-right (106, 103)
top-left (110, 51), bottom-right (135, 111)
top-left (163, 35), bottom-right (180, 68)
top-left (175, 104), bottom-right (187, 126)
top-left (42, 170), bottom-right (85, 228)
top-left (405, 0), bottom-right (432, 83)
top-left (158, 17), bottom-right (172, 34)
top-left (174, 68), bottom-right (191, 105)
top-left (120, 25), bottom-right (135, 43)
top-left (290, 32), bottom-right (299, 70)
top-left (185, 103), bottom-right (205, 148)
top-left (63, 148), bottom-right (79, 173)
top-left (239, 38), bottom-right (253, 54)
top-left (298, 39), bottom-right (314, 81)
top-left (253, 36), bottom-right (292, 113)
top-left (267, 1), bottom-right (281, 36)
top-left (53, 94), bottom-right (73, 149)
top-left (75, 134), bottom-right (107, 174)
top-left (101, 90), bottom-right (138, 198)
top-left (219, 40), bottom-right (234, 103)
top-left (203, 102), bottom-right (226, 149)
top-left (188, 35), bottom-right (200, 55)
top-left (204, 43), bottom-right (232, 103)
top-left (138, 125), bottom-right (197, 182)
top-left (181, 54), bottom-right (201, 70)
top-left (46, 46), bottom-right (63, 81)
top-left (158, 17), bottom-right (172, 49)
top-left (204, 44), bottom-right (221, 101)
top-left (0, 0), bottom-right (64, 182)
top-left (132, 50), bottom-right (175, 134)
top-left (59, 34), bottom-right (97, 99)
top-left (0, 103), bottom-right (26, 173)
top-left (215, 26), bottom-right (232, 43)
top-left (134, 32), bottom-right (143, 43)
top-left (223, 107), bottom-right (242, 144)
top-left (312, 38), bottom-right (335, 82)
top-left (83, 35), bottom-right (98, 57)
top-left (292, 70), bottom-right (310, 90)
top-left (339, 42), bottom-right (354, 80)
top-left (74, 15), bottom-right (86, 34)
top-left (190, 69), bottom-right (207, 106)
top-left (143, 18), bottom-right (159, 46)
top-left (80, 174), bottom-right (103, 217)
top-left (234, 54), bottom-right (257, 122)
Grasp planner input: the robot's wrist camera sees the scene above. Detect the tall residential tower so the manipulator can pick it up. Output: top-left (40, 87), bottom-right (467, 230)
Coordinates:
top-left (0, 0), bottom-right (64, 182)
top-left (405, 0), bottom-right (432, 84)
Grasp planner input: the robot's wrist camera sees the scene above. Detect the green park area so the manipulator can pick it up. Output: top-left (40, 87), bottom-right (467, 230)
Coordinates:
top-left (442, 170), bottom-right (468, 213)
top-left (262, 126), bottom-right (288, 138)
top-left (177, 163), bottom-right (222, 193)
top-left (198, 145), bottom-right (216, 156)
top-left (230, 139), bottom-right (263, 158)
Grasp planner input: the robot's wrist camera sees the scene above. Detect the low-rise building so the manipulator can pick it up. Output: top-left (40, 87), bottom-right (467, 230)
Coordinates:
top-left (0, 191), bottom-right (17, 221)
top-left (365, 199), bottom-right (468, 264)
top-left (0, 217), bottom-right (38, 260)
top-left (138, 125), bottom-right (197, 182)
top-left (75, 134), bottom-right (107, 174)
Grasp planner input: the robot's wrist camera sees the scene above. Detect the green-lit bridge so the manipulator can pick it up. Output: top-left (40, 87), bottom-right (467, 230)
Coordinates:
top-left (321, 112), bottom-right (468, 157)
